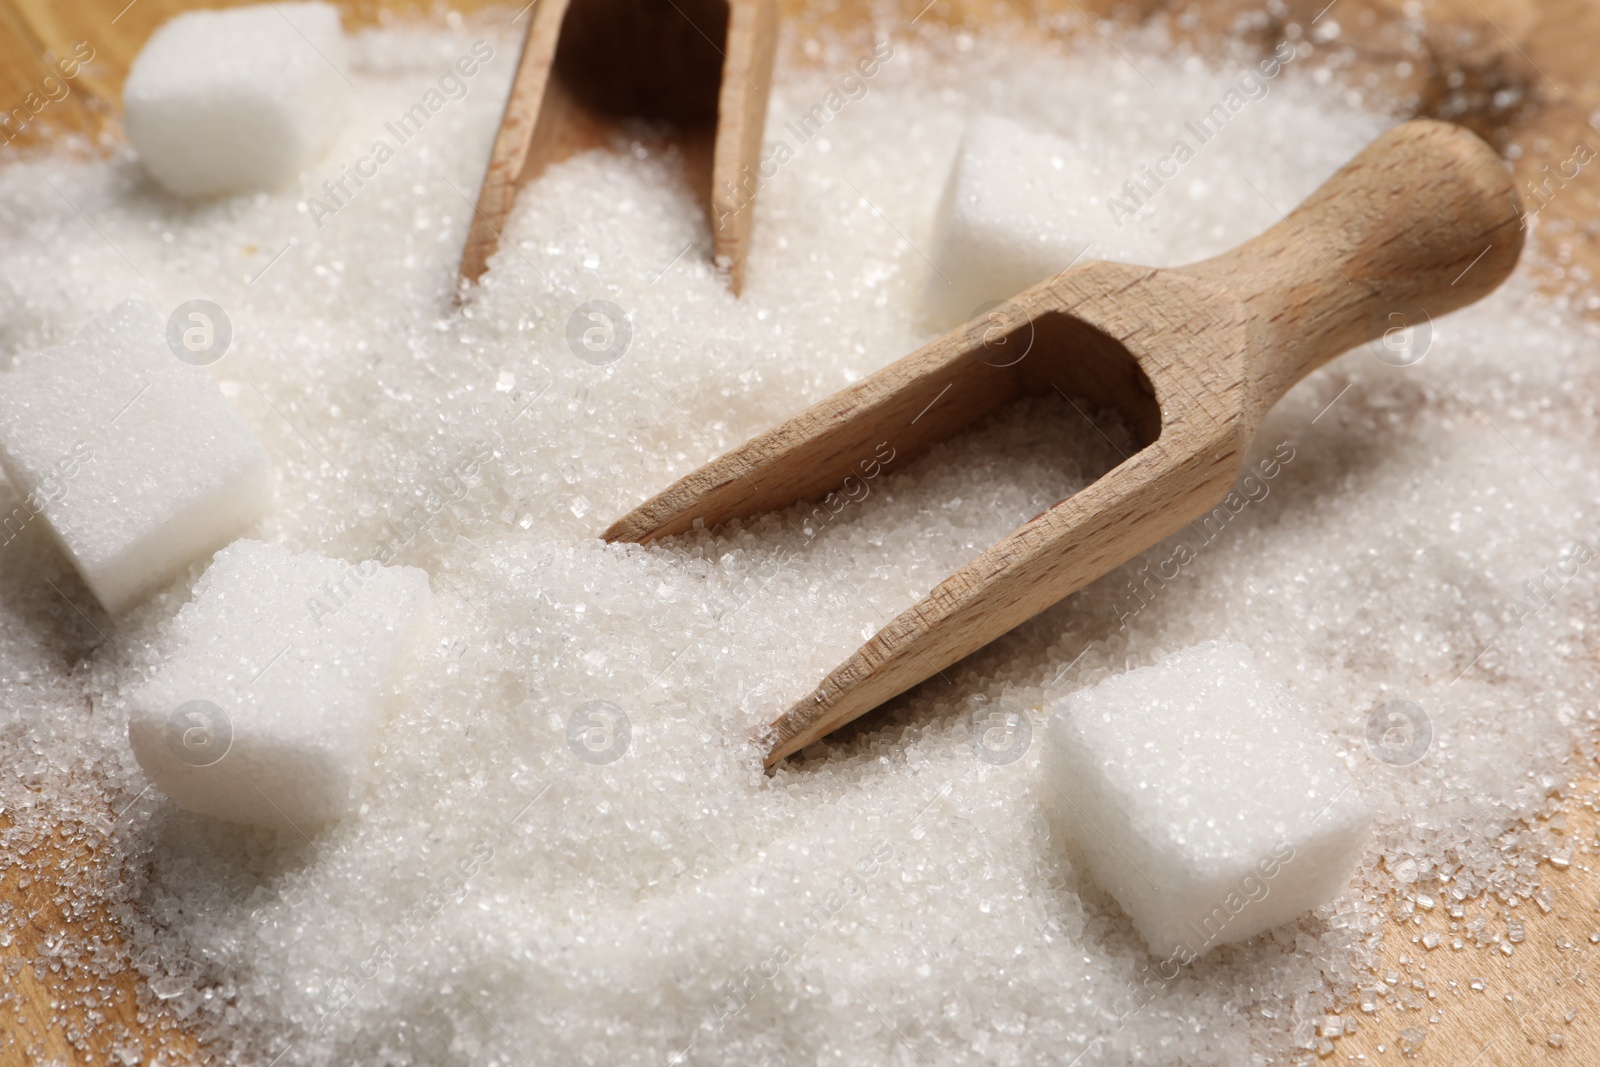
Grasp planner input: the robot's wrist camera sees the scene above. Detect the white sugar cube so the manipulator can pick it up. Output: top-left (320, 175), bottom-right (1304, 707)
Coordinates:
top-left (123, 2), bottom-right (349, 197)
top-left (920, 115), bottom-right (1122, 330)
top-left (128, 540), bottom-right (431, 828)
top-left (1044, 640), bottom-right (1371, 958)
top-left (0, 300), bottom-right (272, 614)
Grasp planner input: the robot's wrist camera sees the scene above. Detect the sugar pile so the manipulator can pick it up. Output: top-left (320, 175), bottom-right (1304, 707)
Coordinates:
top-left (1, 11), bottom-right (1598, 1066)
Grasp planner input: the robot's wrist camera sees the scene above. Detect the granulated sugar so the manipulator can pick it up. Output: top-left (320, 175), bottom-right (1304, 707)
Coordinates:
top-left (1, 11), bottom-right (1598, 1066)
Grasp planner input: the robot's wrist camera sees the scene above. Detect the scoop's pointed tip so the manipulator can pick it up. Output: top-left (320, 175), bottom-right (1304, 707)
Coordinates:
top-left (761, 735), bottom-right (793, 769)
top-left (452, 267), bottom-right (483, 308)
top-left (761, 688), bottom-right (835, 767)
top-left (757, 716), bottom-right (799, 769)
top-left (599, 509), bottom-right (657, 544)
top-left (456, 231), bottom-right (495, 291)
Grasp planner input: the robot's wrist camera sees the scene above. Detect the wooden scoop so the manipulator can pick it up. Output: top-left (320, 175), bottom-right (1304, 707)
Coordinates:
top-left (601, 119), bottom-right (1524, 766)
top-left (458, 0), bottom-right (778, 293)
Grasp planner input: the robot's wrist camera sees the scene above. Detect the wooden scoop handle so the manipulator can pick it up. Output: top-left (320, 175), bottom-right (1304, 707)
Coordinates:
top-left (1186, 118), bottom-right (1524, 416)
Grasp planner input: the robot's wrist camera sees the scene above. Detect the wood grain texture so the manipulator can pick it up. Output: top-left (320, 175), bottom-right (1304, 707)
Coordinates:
top-left (604, 119), bottom-right (1525, 766)
top-left (1, 2), bottom-right (1599, 1065)
top-left (1328, 772), bottom-right (1600, 1065)
top-left (0, 813), bottom-right (204, 1065)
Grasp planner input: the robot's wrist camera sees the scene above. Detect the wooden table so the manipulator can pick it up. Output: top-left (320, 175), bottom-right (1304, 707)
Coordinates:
top-left (2, 1), bottom-right (1599, 1063)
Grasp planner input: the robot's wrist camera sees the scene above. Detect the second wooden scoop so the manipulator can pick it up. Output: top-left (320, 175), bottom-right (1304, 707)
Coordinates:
top-left (602, 119), bottom-right (1524, 765)
top-left (459, 0), bottom-right (778, 293)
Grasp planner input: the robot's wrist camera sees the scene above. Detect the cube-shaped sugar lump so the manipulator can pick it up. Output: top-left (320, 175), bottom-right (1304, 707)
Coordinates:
top-left (1044, 640), bottom-right (1371, 958)
top-left (919, 115), bottom-right (1124, 331)
top-left (123, 2), bottom-right (348, 197)
top-left (128, 540), bottom-right (431, 828)
top-left (0, 300), bottom-right (272, 614)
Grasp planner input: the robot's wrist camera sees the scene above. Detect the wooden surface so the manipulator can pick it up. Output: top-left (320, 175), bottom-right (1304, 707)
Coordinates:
top-left (2, 1), bottom-right (1599, 1065)
top-left (457, 0), bottom-right (777, 290)
top-left (604, 120), bottom-right (1525, 766)
top-left (1334, 772), bottom-right (1600, 1065)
